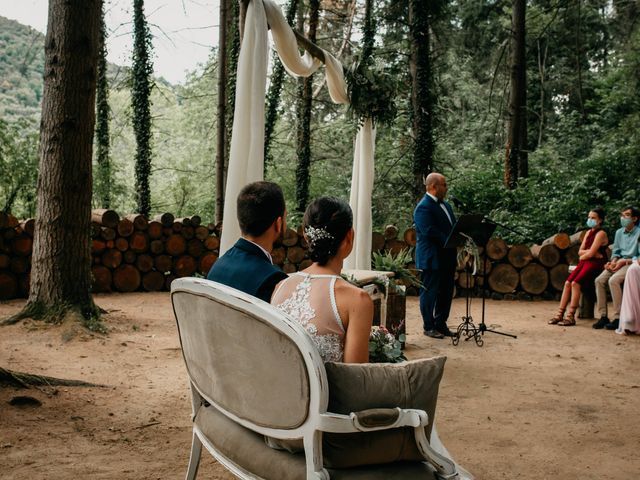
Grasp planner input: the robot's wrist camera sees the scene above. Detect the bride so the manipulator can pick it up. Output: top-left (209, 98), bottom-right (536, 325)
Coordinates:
top-left (271, 197), bottom-right (373, 363)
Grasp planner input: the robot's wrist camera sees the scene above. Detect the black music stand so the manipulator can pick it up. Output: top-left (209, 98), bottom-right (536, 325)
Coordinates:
top-left (444, 214), bottom-right (517, 346)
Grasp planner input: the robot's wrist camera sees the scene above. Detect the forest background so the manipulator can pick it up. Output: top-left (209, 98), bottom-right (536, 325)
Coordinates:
top-left (0, 0), bottom-right (638, 245)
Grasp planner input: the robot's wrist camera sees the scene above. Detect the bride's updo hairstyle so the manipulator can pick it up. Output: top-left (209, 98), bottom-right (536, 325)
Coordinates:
top-left (303, 197), bottom-right (353, 266)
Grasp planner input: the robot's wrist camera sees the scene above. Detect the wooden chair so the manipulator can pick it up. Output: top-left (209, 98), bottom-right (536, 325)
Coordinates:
top-left (171, 277), bottom-right (469, 479)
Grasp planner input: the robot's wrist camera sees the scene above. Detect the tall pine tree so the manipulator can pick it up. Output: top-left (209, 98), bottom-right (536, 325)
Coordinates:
top-left (5, 0), bottom-right (102, 326)
top-left (408, 0), bottom-right (436, 199)
top-left (295, 0), bottom-right (320, 214)
top-left (505, 0), bottom-right (527, 188)
top-left (95, 5), bottom-right (111, 208)
top-left (132, 0), bottom-right (153, 217)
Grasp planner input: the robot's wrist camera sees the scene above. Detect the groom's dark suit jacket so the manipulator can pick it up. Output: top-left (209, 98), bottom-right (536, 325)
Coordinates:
top-left (207, 238), bottom-right (287, 303)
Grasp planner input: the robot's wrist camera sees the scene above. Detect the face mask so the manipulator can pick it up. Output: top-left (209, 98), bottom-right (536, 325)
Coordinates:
top-left (620, 217), bottom-right (632, 228)
top-left (586, 218), bottom-right (597, 228)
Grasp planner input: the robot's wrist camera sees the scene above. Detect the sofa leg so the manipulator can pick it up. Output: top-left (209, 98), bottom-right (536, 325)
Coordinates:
top-left (185, 431), bottom-right (203, 480)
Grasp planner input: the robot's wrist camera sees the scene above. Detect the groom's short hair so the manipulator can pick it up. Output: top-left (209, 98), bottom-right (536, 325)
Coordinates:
top-left (237, 181), bottom-right (285, 237)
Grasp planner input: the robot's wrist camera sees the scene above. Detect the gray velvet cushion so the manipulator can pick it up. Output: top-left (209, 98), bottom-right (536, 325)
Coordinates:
top-left (174, 291), bottom-right (310, 429)
top-left (196, 403), bottom-right (438, 480)
top-left (322, 357), bottom-right (446, 468)
top-left (266, 357), bottom-right (446, 469)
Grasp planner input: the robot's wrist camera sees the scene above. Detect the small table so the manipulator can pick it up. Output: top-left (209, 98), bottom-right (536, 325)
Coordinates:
top-left (341, 269), bottom-right (394, 325)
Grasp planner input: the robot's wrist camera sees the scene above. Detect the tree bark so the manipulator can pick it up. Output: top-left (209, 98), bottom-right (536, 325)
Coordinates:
top-left (215, 0), bottom-right (230, 224)
top-left (505, 0), bottom-right (527, 188)
top-left (264, 0), bottom-right (300, 172)
top-left (519, 263), bottom-right (548, 295)
top-left (507, 244), bottom-right (532, 268)
top-left (486, 237), bottom-right (509, 261)
top-left (531, 244), bottom-right (561, 267)
top-left (95, 5), bottom-right (111, 208)
top-left (295, 0), bottom-right (319, 213)
top-left (408, 0), bottom-right (435, 199)
top-left (132, 0), bottom-right (154, 216)
top-left (26, 0), bottom-right (101, 318)
top-left (488, 263), bottom-right (519, 294)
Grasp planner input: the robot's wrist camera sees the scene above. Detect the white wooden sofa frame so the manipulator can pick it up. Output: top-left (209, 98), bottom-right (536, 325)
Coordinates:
top-left (172, 277), bottom-right (460, 480)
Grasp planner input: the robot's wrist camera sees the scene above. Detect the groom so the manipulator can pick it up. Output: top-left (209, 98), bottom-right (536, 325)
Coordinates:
top-left (207, 181), bottom-right (288, 303)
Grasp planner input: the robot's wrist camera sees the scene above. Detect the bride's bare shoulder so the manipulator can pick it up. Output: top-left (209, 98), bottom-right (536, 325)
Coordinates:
top-left (335, 279), bottom-right (372, 306)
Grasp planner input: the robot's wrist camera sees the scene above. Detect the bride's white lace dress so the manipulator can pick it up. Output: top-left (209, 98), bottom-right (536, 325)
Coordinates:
top-left (271, 272), bottom-right (346, 362)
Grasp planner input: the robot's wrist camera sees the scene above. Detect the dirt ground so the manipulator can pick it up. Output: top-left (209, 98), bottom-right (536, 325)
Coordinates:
top-left (1, 293), bottom-right (639, 480)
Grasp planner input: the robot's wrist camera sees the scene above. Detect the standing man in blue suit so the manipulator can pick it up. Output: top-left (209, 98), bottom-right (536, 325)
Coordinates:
top-left (414, 173), bottom-right (457, 339)
top-left (207, 181), bottom-right (288, 303)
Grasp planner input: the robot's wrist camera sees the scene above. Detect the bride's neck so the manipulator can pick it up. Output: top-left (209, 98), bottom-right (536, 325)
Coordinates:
top-left (307, 256), bottom-right (343, 275)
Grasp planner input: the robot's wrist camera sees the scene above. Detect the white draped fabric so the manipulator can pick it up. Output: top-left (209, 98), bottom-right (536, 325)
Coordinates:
top-left (220, 0), bottom-right (269, 254)
top-left (344, 119), bottom-right (376, 270)
top-left (220, 0), bottom-right (375, 267)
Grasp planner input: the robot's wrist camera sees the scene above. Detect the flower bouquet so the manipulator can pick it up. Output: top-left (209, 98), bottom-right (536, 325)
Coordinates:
top-left (368, 325), bottom-right (407, 363)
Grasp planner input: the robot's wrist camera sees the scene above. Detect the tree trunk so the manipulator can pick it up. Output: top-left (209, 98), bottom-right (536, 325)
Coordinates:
top-left (564, 244), bottom-right (580, 265)
top-left (264, 0), bottom-right (300, 172)
top-left (215, 0), bottom-right (230, 224)
top-left (542, 232), bottom-right (571, 250)
top-left (505, 0), bottom-right (527, 188)
top-left (25, 0), bottom-right (101, 322)
top-left (282, 228), bottom-right (299, 247)
top-left (486, 237), bottom-right (509, 261)
top-left (125, 213), bottom-right (148, 231)
top-left (403, 227), bottom-right (417, 247)
top-left (549, 263), bottom-right (569, 291)
top-left (507, 244), bottom-right (532, 268)
top-left (113, 264), bottom-right (141, 292)
top-left (199, 252), bottom-right (218, 275)
top-left (531, 244), bottom-right (561, 267)
top-left (95, 5), bottom-right (111, 208)
top-left (487, 263), bottom-right (519, 294)
top-left (224, 0), bottom-right (240, 188)
top-left (142, 271), bottom-right (164, 291)
top-left (519, 263), bottom-right (548, 295)
top-left (408, 0), bottom-right (434, 199)
top-left (295, 0), bottom-right (319, 213)
top-left (132, 0), bottom-right (154, 217)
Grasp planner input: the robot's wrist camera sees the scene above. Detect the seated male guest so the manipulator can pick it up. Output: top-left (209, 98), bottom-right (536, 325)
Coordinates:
top-left (593, 206), bottom-right (640, 330)
top-left (207, 181), bottom-right (288, 302)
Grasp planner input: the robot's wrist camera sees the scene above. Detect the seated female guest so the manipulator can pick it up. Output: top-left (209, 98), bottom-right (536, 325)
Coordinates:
top-left (618, 259), bottom-right (640, 334)
top-left (549, 208), bottom-right (608, 326)
top-left (271, 197), bottom-right (373, 363)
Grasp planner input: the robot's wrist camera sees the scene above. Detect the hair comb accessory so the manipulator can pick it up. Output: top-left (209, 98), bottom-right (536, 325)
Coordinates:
top-left (304, 225), bottom-right (334, 244)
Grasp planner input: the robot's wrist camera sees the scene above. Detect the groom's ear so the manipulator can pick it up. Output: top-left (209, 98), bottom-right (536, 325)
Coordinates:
top-left (274, 216), bottom-right (284, 236)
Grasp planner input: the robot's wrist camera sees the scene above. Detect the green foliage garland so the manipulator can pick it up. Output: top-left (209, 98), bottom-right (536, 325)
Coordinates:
top-left (131, 0), bottom-right (153, 217)
top-left (345, 59), bottom-right (397, 127)
top-left (345, 0), bottom-right (396, 127)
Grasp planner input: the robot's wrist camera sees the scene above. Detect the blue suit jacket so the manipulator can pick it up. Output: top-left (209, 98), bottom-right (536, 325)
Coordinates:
top-left (207, 238), bottom-right (288, 303)
top-left (413, 195), bottom-right (457, 271)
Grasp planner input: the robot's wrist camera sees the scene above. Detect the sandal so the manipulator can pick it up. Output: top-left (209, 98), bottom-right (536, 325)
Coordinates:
top-left (557, 307), bottom-right (576, 326)
top-left (548, 307), bottom-right (565, 325)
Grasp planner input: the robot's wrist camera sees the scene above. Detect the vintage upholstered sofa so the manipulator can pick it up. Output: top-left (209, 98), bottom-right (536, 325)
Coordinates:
top-left (171, 277), bottom-right (471, 479)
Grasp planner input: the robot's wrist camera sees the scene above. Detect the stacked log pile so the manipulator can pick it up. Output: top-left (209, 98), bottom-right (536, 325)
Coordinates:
top-left (0, 212), bottom-right (31, 300)
top-left (468, 231), bottom-right (586, 300)
top-left (0, 210), bottom-right (586, 301)
top-left (89, 209), bottom-right (221, 294)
